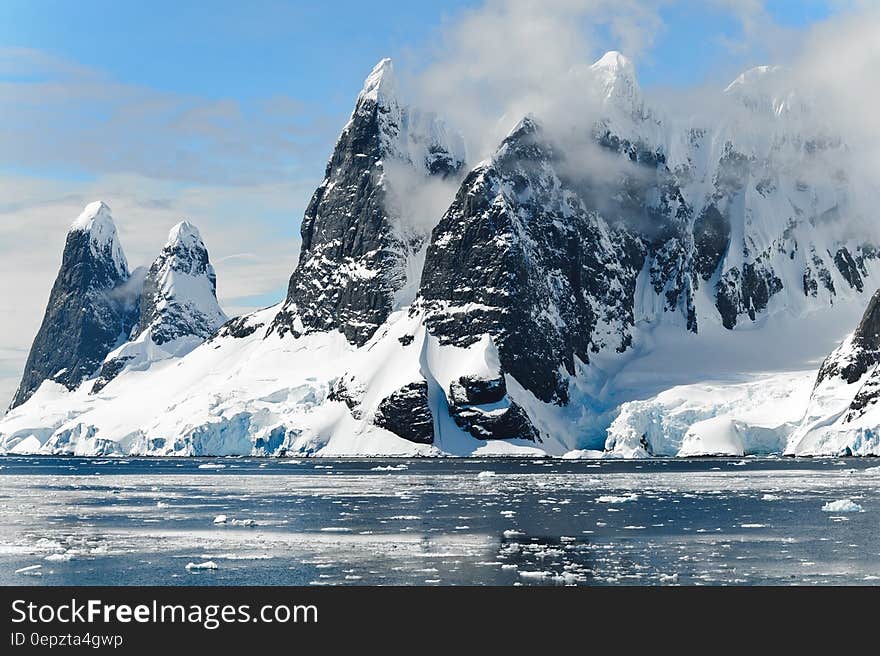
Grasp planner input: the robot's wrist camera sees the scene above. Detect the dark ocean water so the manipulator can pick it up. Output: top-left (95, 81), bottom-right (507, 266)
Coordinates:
top-left (1, 455), bottom-right (879, 585)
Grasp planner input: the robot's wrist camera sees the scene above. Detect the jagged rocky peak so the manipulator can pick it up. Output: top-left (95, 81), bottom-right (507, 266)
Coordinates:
top-left (802, 288), bottom-right (880, 426)
top-left (271, 57), bottom-right (466, 346)
top-left (420, 114), bottom-right (657, 412)
top-left (90, 220), bottom-right (227, 394)
top-left (11, 201), bottom-right (136, 408)
top-left (135, 220), bottom-right (227, 344)
top-left (356, 57), bottom-right (464, 175)
top-left (417, 49), bottom-right (878, 431)
top-left (816, 288), bottom-right (880, 386)
top-left (673, 59), bottom-right (874, 332)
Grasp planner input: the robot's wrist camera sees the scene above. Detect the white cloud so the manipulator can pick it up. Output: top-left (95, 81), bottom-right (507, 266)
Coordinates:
top-left (789, 9), bottom-right (880, 170)
top-left (405, 0), bottom-right (667, 160)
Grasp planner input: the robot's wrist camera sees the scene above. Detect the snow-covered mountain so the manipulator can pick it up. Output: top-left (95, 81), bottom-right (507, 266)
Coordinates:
top-left (786, 289), bottom-right (880, 455)
top-left (10, 201), bottom-right (136, 408)
top-left (91, 221), bottom-right (227, 394)
top-left (271, 58), bottom-right (465, 346)
top-left (3, 54), bottom-right (880, 457)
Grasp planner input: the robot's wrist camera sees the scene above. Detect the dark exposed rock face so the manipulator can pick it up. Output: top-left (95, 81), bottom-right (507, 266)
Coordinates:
top-left (271, 59), bottom-right (464, 347)
top-left (834, 247), bottom-right (864, 293)
top-left (449, 376), bottom-right (506, 407)
top-left (716, 262), bottom-right (784, 329)
top-left (703, 145), bottom-right (787, 329)
top-left (452, 403), bottom-right (538, 441)
top-left (373, 381), bottom-right (434, 444)
top-left (420, 117), bottom-right (684, 405)
top-left (841, 291), bottom-right (880, 420)
top-left (447, 375), bottom-right (538, 441)
top-left (846, 372), bottom-right (880, 420)
top-left (90, 356), bottom-right (134, 395)
top-left (11, 202), bottom-right (136, 408)
top-left (214, 315), bottom-right (264, 340)
top-left (692, 205), bottom-right (729, 281)
top-left (817, 288), bottom-right (880, 386)
top-left (329, 375), bottom-right (363, 418)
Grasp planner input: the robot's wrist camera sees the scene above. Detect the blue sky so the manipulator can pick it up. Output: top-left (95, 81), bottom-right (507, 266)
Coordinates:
top-left (1, 1), bottom-right (838, 113)
top-left (0, 0), bottom-right (858, 407)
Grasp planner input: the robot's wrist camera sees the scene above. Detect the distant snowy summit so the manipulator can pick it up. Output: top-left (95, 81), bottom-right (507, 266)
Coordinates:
top-left (3, 53), bottom-right (880, 458)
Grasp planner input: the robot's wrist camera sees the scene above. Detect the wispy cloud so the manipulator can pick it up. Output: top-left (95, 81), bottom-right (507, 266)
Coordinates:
top-left (0, 46), bottom-right (339, 186)
top-left (405, 0), bottom-right (668, 160)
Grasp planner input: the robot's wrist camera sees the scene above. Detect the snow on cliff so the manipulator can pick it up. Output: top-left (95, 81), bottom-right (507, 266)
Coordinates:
top-left (69, 200), bottom-right (129, 279)
top-left (4, 54), bottom-right (880, 458)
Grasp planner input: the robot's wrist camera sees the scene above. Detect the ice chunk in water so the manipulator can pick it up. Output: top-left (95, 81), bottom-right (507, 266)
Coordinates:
top-left (596, 493), bottom-right (638, 504)
top-left (821, 499), bottom-right (863, 513)
top-left (186, 561), bottom-right (218, 571)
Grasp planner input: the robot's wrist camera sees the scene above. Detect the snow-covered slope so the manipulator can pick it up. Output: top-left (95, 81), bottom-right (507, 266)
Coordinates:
top-left (3, 54), bottom-right (880, 458)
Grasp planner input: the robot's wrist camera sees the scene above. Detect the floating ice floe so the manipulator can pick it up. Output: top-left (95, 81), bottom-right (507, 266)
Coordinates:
top-left (199, 553), bottom-right (273, 561)
top-left (198, 463), bottom-right (226, 470)
top-left (185, 561), bottom-right (218, 571)
top-left (477, 471), bottom-right (496, 479)
top-left (518, 571), bottom-right (552, 580)
top-left (596, 493), bottom-right (639, 504)
top-left (821, 499), bottom-right (863, 513)
top-left (15, 564), bottom-right (43, 575)
top-left (230, 518), bottom-right (256, 527)
top-left (213, 515), bottom-right (228, 524)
